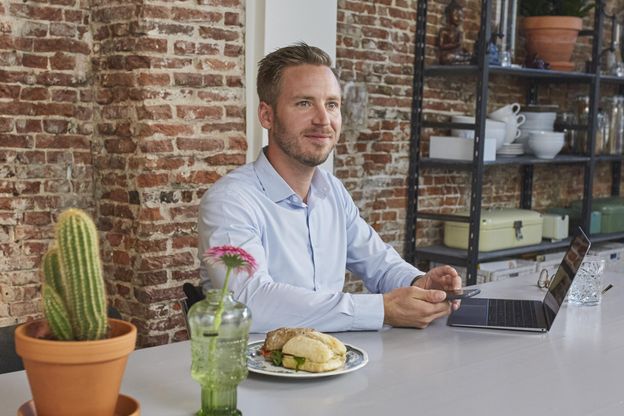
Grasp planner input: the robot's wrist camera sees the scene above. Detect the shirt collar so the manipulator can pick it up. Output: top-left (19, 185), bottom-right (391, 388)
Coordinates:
top-left (253, 147), bottom-right (331, 203)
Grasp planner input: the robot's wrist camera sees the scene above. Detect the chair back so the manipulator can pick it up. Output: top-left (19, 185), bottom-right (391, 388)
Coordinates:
top-left (0, 324), bottom-right (24, 374)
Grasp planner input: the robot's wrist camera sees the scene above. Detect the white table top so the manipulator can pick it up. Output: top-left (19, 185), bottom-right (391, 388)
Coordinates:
top-left (2, 272), bottom-right (623, 416)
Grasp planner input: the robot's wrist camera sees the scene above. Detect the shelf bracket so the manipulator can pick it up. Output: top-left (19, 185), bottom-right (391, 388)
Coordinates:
top-left (521, 165), bottom-right (533, 209)
top-left (612, 161), bottom-right (622, 197)
top-left (526, 83), bottom-right (538, 105)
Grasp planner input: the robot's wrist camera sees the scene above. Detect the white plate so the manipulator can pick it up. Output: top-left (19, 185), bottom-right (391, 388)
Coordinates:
top-left (246, 340), bottom-right (368, 378)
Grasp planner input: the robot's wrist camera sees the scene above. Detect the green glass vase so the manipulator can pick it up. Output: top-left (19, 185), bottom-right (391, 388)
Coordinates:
top-left (188, 288), bottom-right (252, 416)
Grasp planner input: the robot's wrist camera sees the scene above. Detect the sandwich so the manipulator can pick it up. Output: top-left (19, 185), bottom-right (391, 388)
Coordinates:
top-left (260, 327), bottom-right (347, 373)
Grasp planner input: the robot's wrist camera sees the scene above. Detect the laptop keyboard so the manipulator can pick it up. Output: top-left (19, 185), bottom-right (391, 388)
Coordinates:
top-left (487, 299), bottom-right (539, 328)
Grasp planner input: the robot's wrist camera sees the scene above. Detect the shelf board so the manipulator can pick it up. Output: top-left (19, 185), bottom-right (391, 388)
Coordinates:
top-left (415, 232), bottom-right (624, 265)
top-left (419, 155), bottom-right (590, 169)
top-left (415, 240), bottom-right (573, 264)
top-left (600, 75), bottom-right (624, 84)
top-left (416, 212), bottom-right (470, 222)
top-left (424, 65), bottom-right (594, 82)
top-left (589, 231), bottom-right (624, 243)
top-left (595, 154), bottom-right (623, 162)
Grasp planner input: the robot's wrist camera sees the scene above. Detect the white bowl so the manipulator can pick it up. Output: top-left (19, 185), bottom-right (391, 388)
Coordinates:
top-left (522, 112), bottom-right (557, 122)
top-left (528, 131), bottom-right (564, 159)
top-left (521, 112), bottom-right (556, 131)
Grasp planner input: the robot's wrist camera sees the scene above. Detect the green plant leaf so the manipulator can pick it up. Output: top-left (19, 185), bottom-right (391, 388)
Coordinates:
top-left (520, 0), bottom-right (593, 17)
top-left (270, 350), bottom-right (283, 366)
top-left (293, 356), bottom-right (306, 371)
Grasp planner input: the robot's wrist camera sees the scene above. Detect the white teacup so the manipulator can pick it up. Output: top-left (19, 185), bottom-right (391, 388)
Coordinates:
top-left (499, 113), bottom-right (527, 144)
top-left (488, 103), bottom-right (521, 122)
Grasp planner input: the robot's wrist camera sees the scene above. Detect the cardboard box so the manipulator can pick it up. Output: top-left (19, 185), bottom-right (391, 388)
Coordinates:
top-left (432, 259), bottom-right (536, 286)
top-left (430, 136), bottom-right (497, 162)
top-left (533, 250), bottom-right (567, 276)
top-left (589, 242), bottom-right (624, 273)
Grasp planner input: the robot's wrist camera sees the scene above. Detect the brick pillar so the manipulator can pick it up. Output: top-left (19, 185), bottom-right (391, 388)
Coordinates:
top-left (91, 0), bottom-right (245, 346)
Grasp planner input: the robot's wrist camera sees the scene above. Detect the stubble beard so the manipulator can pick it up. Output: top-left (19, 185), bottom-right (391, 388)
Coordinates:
top-left (272, 118), bottom-right (336, 168)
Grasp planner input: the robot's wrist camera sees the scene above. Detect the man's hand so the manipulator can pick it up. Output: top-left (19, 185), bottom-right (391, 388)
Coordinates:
top-left (382, 286), bottom-right (451, 328)
top-left (413, 265), bottom-right (462, 292)
top-left (382, 265), bottom-right (462, 329)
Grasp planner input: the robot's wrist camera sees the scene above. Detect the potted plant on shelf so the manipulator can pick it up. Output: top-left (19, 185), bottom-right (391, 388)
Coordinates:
top-left (520, 0), bottom-right (594, 71)
top-left (14, 208), bottom-right (138, 416)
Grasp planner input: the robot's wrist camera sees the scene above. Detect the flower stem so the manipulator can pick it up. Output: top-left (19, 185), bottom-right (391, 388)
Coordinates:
top-left (208, 266), bottom-right (232, 357)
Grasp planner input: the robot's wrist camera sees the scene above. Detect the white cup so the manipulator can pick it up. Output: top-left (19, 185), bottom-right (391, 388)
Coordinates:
top-left (500, 114), bottom-right (527, 144)
top-left (488, 103), bottom-right (521, 122)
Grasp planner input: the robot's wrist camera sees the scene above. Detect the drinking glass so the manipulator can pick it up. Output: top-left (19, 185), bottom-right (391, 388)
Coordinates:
top-left (567, 257), bottom-right (605, 306)
top-left (499, 51), bottom-right (512, 68)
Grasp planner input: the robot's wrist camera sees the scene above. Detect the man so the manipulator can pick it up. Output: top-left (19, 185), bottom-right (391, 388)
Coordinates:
top-left (198, 43), bottom-right (461, 333)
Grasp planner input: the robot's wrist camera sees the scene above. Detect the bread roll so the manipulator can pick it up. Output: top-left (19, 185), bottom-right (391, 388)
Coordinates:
top-left (281, 334), bottom-right (347, 373)
top-left (282, 355), bottom-right (345, 373)
top-left (263, 327), bottom-right (314, 352)
top-left (282, 335), bottom-right (334, 363)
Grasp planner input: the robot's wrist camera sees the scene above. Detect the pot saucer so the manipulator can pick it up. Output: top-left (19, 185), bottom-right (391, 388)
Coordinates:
top-left (17, 394), bottom-right (140, 416)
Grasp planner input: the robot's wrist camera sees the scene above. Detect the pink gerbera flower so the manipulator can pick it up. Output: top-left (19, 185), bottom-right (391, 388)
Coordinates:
top-left (203, 245), bottom-right (257, 277)
top-left (200, 244), bottom-right (258, 340)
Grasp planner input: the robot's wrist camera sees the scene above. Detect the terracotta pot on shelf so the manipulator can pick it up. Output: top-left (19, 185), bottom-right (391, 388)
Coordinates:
top-left (14, 318), bottom-right (137, 416)
top-left (522, 16), bottom-right (583, 72)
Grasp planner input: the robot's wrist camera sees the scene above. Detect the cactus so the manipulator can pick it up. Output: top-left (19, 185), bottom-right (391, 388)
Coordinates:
top-left (41, 209), bottom-right (108, 341)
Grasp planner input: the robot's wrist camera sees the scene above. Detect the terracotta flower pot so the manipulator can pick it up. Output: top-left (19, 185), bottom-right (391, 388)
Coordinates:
top-left (522, 16), bottom-right (583, 71)
top-left (15, 318), bottom-right (137, 416)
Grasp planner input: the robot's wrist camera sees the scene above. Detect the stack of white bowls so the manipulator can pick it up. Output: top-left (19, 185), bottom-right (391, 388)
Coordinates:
top-left (450, 115), bottom-right (506, 150)
top-left (528, 131), bottom-right (565, 159)
top-left (517, 111), bottom-right (557, 154)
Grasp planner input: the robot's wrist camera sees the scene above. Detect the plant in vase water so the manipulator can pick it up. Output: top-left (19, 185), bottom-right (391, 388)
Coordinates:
top-left (188, 244), bottom-right (257, 416)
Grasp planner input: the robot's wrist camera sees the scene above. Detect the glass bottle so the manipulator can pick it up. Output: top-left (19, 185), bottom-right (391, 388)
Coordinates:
top-left (188, 289), bottom-right (252, 416)
top-left (595, 108), bottom-right (609, 155)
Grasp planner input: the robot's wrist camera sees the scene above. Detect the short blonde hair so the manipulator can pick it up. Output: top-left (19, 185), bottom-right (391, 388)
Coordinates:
top-left (257, 42), bottom-right (337, 106)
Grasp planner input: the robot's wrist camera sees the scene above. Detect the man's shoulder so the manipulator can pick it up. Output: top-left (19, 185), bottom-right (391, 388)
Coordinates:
top-left (203, 163), bottom-right (260, 200)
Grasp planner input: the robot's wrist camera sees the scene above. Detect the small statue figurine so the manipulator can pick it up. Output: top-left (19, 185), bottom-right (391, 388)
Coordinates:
top-left (486, 25), bottom-right (503, 66)
top-left (438, 0), bottom-right (473, 65)
top-left (525, 53), bottom-right (549, 70)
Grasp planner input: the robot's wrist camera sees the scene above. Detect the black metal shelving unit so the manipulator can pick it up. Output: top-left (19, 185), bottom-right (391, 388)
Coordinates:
top-left (405, 0), bottom-right (623, 284)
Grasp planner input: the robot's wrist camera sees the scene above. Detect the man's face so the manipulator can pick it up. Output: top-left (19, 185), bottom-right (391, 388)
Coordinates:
top-left (259, 64), bottom-right (342, 168)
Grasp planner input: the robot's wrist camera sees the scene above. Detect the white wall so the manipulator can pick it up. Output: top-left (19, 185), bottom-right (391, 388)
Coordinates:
top-left (245, 0), bottom-right (338, 171)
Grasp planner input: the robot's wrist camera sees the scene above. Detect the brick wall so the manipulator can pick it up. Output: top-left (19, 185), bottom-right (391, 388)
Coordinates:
top-left (0, 0), bottom-right (245, 346)
top-left (0, 0), bottom-right (94, 326)
top-left (1, 0), bottom-right (623, 345)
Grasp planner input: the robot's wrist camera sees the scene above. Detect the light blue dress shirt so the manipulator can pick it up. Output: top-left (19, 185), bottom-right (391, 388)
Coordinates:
top-left (198, 149), bottom-right (423, 333)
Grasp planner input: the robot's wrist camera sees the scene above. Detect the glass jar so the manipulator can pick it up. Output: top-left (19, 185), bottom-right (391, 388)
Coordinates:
top-left (555, 112), bottom-right (577, 154)
top-left (604, 96), bottom-right (624, 155)
top-left (188, 289), bottom-right (252, 416)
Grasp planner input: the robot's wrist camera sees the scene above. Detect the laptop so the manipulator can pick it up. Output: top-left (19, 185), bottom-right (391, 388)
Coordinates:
top-left (447, 227), bottom-right (591, 332)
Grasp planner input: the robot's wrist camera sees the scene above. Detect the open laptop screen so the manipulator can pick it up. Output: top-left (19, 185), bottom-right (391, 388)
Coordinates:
top-left (542, 228), bottom-right (591, 327)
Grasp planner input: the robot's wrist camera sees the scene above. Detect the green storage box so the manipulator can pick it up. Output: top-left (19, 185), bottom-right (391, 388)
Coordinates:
top-left (570, 197), bottom-right (624, 233)
top-left (547, 207), bottom-right (602, 235)
top-left (444, 209), bottom-right (543, 252)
